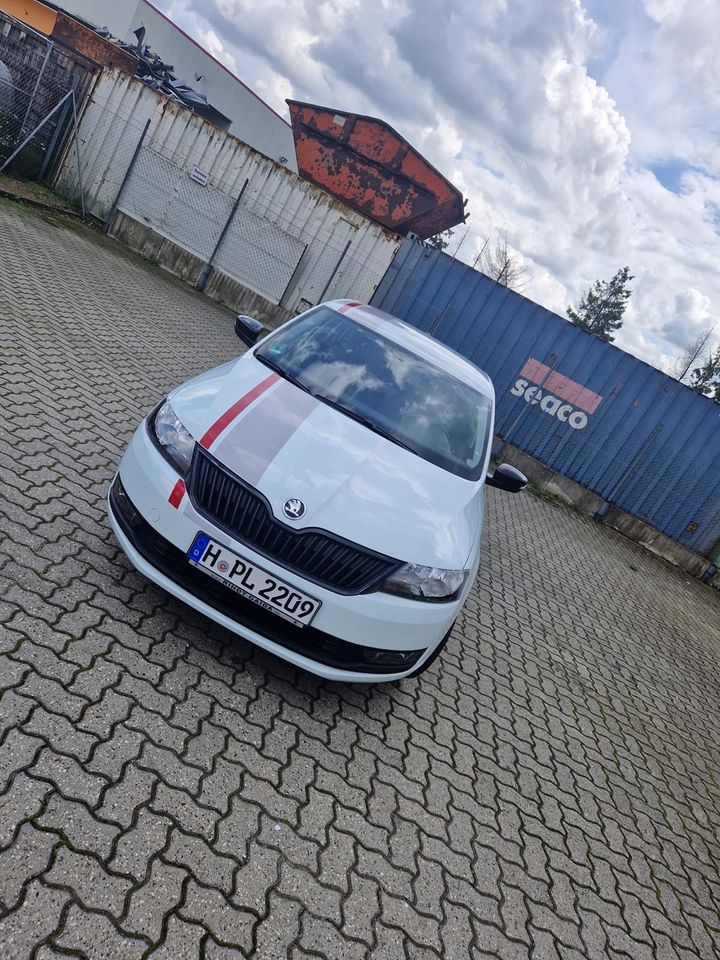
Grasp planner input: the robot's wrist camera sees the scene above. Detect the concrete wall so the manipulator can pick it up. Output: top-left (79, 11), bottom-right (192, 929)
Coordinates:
top-left (110, 211), bottom-right (295, 328)
top-left (51, 0), bottom-right (297, 169)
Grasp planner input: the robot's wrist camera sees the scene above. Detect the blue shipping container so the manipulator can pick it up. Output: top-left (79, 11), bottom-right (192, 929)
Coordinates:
top-left (371, 237), bottom-right (720, 558)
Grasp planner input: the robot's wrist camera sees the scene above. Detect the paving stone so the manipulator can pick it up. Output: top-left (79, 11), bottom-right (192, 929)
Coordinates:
top-left (204, 941), bottom-right (250, 960)
top-left (165, 827), bottom-right (237, 895)
top-left (55, 903), bottom-right (147, 960)
top-left (341, 870), bottom-right (381, 944)
top-left (0, 880), bottom-right (70, 954)
top-left (373, 923), bottom-right (411, 960)
top-left (278, 861), bottom-right (343, 924)
top-left (253, 892), bottom-right (303, 960)
top-left (110, 807), bottom-right (173, 881)
top-left (144, 914), bottom-right (205, 959)
top-left (232, 841), bottom-right (280, 913)
top-left (381, 891), bottom-right (443, 954)
top-left (0, 728), bottom-right (42, 791)
top-left (86, 724), bottom-right (144, 779)
top-left (30, 747), bottom-right (107, 805)
top-left (0, 822), bottom-right (58, 910)
top-left (150, 781), bottom-right (220, 842)
top-left (97, 764), bottom-right (158, 828)
top-left (0, 688), bottom-right (34, 741)
top-left (2, 198), bottom-right (720, 960)
top-left (0, 771), bottom-right (52, 846)
top-left (11, 640), bottom-right (77, 685)
top-left (215, 795), bottom-right (263, 860)
top-left (125, 703), bottom-right (189, 753)
top-left (137, 741), bottom-right (203, 793)
top-left (121, 859), bottom-right (187, 940)
top-left (22, 705), bottom-right (97, 762)
top-left (45, 845), bottom-right (134, 917)
top-left (179, 879), bottom-right (255, 952)
top-left (440, 900), bottom-right (475, 959)
top-left (68, 657), bottom-right (124, 705)
top-left (77, 688), bottom-right (133, 738)
top-left (298, 913), bottom-right (368, 960)
top-left (36, 793), bottom-right (121, 859)
top-left (256, 813), bottom-right (320, 872)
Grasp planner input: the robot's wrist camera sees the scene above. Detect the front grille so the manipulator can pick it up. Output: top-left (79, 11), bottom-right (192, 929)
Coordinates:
top-left (187, 448), bottom-right (400, 594)
top-left (109, 480), bottom-right (423, 673)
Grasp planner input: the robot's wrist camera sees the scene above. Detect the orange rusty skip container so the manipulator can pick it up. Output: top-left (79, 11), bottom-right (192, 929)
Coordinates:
top-left (287, 101), bottom-right (467, 239)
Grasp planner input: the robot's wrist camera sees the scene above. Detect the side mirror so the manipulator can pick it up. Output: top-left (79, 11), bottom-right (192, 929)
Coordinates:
top-left (486, 463), bottom-right (528, 493)
top-left (235, 314), bottom-right (265, 347)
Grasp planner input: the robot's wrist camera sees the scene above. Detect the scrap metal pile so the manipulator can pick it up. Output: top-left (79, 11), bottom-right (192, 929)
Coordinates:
top-left (94, 24), bottom-right (209, 111)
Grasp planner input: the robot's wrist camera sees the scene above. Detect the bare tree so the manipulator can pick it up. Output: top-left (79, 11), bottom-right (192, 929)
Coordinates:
top-left (674, 326), bottom-right (715, 382)
top-left (475, 232), bottom-right (530, 291)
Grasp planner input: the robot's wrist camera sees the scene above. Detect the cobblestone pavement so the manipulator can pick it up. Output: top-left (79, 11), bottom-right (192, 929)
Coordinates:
top-left (1, 197), bottom-right (720, 960)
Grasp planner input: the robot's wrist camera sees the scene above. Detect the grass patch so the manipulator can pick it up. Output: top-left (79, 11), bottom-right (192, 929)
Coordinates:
top-left (526, 482), bottom-right (571, 510)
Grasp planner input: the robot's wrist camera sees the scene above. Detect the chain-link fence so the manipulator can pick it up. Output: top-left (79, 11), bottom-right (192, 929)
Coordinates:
top-left (0, 10), bottom-right (91, 180)
top-left (103, 118), bottom-right (395, 312)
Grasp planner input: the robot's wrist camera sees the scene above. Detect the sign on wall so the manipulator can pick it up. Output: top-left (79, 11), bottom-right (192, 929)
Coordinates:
top-left (510, 358), bottom-right (603, 430)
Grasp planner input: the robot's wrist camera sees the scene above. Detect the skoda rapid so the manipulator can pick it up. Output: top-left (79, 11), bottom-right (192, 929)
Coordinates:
top-left (108, 301), bottom-right (526, 682)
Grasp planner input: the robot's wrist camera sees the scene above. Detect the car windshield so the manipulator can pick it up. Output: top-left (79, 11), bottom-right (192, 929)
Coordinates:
top-left (255, 307), bottom-right (492, 481)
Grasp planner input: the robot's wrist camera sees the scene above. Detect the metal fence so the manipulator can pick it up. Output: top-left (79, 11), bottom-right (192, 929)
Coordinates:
top-left (0, 10), bottom-right (90, 179)
top-left (53, 70), bottom-right (400, 315)
top-left (372, 237), bottom-right (720, 560)
top-left (115, 142), bottom-right (308, 303)
top-left (97, 110), bottom-right (394, 313)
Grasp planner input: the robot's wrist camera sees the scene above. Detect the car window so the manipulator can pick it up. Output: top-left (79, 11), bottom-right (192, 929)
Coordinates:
top-left (255, 306), bottom-right (492, 480)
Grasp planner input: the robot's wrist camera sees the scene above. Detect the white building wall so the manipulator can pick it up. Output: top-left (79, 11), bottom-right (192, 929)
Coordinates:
top-left (55, 0), bottom-right (297, 170)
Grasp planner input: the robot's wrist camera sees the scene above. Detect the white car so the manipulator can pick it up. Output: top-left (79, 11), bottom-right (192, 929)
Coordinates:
top-left (108, 300), bottom-right (526, 682)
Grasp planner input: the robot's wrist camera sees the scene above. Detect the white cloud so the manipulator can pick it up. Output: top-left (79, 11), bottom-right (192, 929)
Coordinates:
top-left (152, 0), bottom-right (720, 371)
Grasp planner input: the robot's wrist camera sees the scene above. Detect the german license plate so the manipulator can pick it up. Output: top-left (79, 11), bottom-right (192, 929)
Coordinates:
top-left (187, 533), bottom-right (321, 627)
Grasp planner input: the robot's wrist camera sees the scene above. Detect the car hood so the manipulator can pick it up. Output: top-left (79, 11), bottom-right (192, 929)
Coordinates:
top-left (170, 356), bottom-right (484, 568)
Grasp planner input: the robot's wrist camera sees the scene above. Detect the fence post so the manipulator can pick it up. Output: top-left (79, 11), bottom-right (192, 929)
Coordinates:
top-left (278, 243), bottom-right (310, 309)
top-left (196, 178), bottom-right (249, 292)
top-left (70, 91), bottom-right (85, 218)
top-left (317, 238), bottom-right (352, 303)
top-left (37, 75), bottom-right (78, 183)
top-left (102, 118), bottom-right (150, 235)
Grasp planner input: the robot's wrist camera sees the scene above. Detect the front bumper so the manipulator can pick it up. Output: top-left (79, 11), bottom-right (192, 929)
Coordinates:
top-left (108, 421), bottom-right (461, 682)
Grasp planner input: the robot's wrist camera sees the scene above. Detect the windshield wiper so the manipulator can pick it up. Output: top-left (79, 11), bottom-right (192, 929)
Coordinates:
top-left (316, 395), bottom-right (417, 454)
top-left (255, 354), bottom-right (313, 395)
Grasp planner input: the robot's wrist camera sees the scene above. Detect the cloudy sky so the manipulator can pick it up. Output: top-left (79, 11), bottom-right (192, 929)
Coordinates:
top-left (155, 0), bottom-right (719, 372)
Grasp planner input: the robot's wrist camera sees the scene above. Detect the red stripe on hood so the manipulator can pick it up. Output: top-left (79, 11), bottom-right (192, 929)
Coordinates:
top-left (213, 380), bottom-right (319, 486)
top-left (199, 373), bottom-right (279, 449)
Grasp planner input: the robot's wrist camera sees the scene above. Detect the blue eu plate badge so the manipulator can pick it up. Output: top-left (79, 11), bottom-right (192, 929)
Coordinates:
top-left (188, 532), bottom-right (210, 563)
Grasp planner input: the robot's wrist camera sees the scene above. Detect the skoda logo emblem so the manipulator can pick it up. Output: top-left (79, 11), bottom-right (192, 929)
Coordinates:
top-left (283, 498), bottom-right (306, 520)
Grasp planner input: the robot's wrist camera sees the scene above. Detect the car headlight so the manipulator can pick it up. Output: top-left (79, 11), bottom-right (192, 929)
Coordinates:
top-left (151, 400), bottom-right (195, 474)
top-left (380, 564), bottom-right (468, 602)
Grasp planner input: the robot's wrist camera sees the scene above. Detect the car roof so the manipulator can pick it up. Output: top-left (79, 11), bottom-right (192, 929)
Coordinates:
top-left (325, 300), bottom-right (495, 399)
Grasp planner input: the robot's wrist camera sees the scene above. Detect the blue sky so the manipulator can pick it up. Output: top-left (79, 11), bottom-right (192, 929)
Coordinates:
top-left (158, 0), bottom-right (720, 373)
